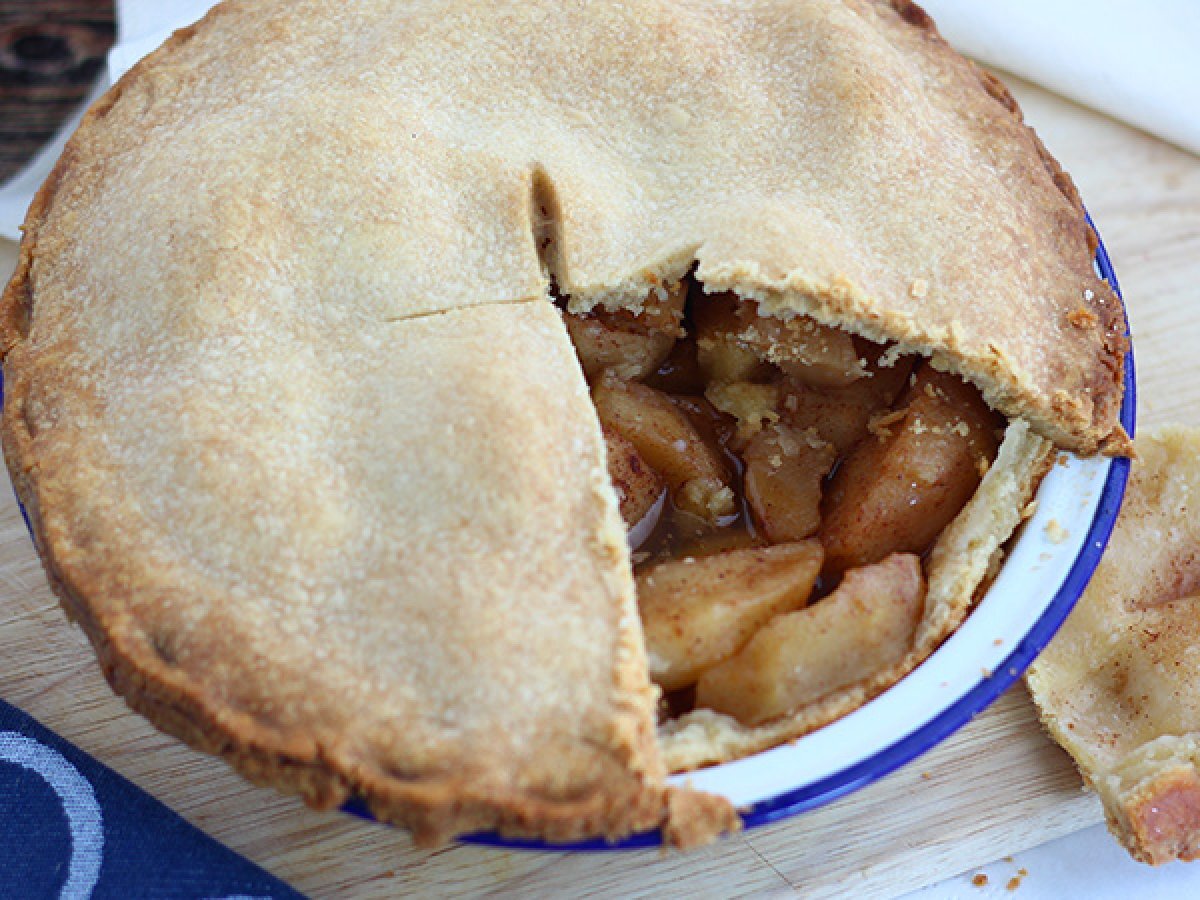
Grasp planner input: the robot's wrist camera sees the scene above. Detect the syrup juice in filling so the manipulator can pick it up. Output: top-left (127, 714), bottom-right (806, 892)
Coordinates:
top-left (558, 278), bottom-right (1002, 727)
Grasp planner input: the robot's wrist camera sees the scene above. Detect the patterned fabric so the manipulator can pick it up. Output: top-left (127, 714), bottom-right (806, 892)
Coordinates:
top-left (0, 698), bottom-right (305, 899)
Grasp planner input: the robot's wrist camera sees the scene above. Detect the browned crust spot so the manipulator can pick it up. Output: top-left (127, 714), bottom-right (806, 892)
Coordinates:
top-left (665, 786), bottom-right (743, 850)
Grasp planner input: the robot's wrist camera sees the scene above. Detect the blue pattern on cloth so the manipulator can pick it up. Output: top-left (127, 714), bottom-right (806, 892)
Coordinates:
top-left (0, 698), bottom-right (306, 899)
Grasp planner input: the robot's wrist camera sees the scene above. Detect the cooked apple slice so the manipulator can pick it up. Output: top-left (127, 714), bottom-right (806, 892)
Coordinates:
top-left (780, 355), bottom-right (915, 454)
top-left (819, 367), bottom-right (1001, 574)
top-left (602, 427), bottom-right (666, 534)
top-left (696, 335), bottom-right (769, 385)
top-left (563, 314), bottom-right (674, 381)
top-left (695, 553), bottom-right (925, 725)
top-left (638, 541), bottom-right (824, 692)
top-left (743, 425), bottom-right (837, 543)
top-left (668, 394), bottom-right (738, 457)
top-left (668, 525), bottom-right (764, 560)
top-left (592, 378), bottom-right (734, 522)
top-left (562, 282), bottom-right (685, 380)
top-left (693, 291), bottom-right (772, 385)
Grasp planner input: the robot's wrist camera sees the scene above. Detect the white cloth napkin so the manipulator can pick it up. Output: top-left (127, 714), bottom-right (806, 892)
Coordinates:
top-left (0, 0), bottom-right (1197, 240)
top-left (920, 0), bottom-right (1200, 156)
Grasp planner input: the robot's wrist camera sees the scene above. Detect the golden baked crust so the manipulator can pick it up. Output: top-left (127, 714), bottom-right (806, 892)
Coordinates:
top-left (0, 0), bottom-right (1125, 844)
top-left (1027, 427), bottom-right (1200, 865)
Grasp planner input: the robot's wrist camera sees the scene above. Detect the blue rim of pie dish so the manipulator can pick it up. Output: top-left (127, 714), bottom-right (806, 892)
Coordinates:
top-left (0, 218), bottom-right (1133, 854)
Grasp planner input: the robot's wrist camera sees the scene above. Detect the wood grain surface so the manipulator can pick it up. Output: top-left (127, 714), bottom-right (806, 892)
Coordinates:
top-left (0, 1), bottom-right (115, 183)
top-left (0, 75), bottom-right (1197, 899)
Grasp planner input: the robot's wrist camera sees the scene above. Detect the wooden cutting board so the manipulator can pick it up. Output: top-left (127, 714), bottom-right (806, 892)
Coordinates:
top-left (0, 76), bottom-right (1197, 899)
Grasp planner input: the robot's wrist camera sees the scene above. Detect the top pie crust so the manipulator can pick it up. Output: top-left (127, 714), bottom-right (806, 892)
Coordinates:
top-left (1, 0), bottom-right (1125, 844)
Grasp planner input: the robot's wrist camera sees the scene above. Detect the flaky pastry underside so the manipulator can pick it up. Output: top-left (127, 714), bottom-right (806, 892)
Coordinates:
top-left (1028, 427), bottom-right (1200, 865)
top-left (0, 0), bottom-right (1123, 845)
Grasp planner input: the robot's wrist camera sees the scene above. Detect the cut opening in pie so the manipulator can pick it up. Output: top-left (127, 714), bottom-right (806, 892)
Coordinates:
top-left (558, 277), bottom-right (1009, 750)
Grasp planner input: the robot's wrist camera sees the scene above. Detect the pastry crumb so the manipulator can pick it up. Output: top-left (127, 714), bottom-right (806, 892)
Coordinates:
top-left (1044, 519), bottom-right (1068, 544)
top-left (972, 873), bottom-right (989, 888)
top-left (910, 277), bottom-right (929, 298)
top-left (1067, 306), bottom-right (1099, 328)
top-left (799, 426), bottom-right (825, 450)
top-left (868, 408), bottom-right (907, 437)
top-left (877, 344), bottom-right (905, 368)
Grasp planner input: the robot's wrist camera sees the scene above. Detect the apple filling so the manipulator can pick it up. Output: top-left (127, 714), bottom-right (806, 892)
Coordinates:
top-left (558, 279), bottom-right (1002, 728)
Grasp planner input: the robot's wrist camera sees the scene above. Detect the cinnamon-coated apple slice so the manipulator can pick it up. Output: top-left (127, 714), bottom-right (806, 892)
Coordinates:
top-left (593, 378), bottom-right (735, 523)
top-left (819, 367), bottom-right (1000, 574)
top-left (696, 553), bottom-right (924, 725)
top-left (638, 541), bottom-right (824, 692)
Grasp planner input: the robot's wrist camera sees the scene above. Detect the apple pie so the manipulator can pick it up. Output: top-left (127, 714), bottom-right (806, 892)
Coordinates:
top-left (1028, 427), bottom-right (1200, 865)
top-left (0, 0), bottom-right (1126, 845)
